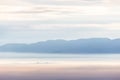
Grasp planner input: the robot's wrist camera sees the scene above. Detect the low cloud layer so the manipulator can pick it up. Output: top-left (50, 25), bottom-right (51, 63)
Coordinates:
top-left (0, 63), bottom-right (120, 80)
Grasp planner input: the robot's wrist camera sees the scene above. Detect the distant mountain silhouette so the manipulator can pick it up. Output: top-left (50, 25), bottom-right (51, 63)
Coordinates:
top-left (0, 38), bottom-right (120, 53)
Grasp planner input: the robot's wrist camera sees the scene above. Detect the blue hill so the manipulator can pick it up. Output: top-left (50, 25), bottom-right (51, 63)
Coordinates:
top-left (0, 38), bottom-right (120, 53)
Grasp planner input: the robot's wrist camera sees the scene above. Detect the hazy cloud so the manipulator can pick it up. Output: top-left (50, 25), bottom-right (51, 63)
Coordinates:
top-left (0, 0), bottom-right (120, 44)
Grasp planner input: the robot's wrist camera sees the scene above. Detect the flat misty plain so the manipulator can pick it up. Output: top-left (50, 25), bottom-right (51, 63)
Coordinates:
top-left (0, 52), bottom-right (120, 80)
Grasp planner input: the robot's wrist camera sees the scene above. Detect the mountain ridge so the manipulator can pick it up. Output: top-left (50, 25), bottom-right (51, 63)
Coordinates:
top-left (0, 38), bottom-right (120, 53)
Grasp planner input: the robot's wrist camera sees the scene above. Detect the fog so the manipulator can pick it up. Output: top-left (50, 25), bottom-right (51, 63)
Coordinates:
top-left (0, 53), bottom-right (120, 80)
top-left (0, 64), bottom-right (120, 80)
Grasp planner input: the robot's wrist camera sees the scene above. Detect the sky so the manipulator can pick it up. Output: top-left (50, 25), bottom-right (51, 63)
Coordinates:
top-left (0, 0), bottom-right (120, 44)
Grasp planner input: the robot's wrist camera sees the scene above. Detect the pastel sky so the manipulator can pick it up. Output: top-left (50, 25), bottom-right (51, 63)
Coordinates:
top-left (0, 0), bottom-right (120, 44)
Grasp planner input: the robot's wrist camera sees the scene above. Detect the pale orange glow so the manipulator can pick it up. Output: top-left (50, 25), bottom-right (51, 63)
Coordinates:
top-left (0, 57), bottom-right (119, 80)
top-left (0, 62), bottom-right (120, 80)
